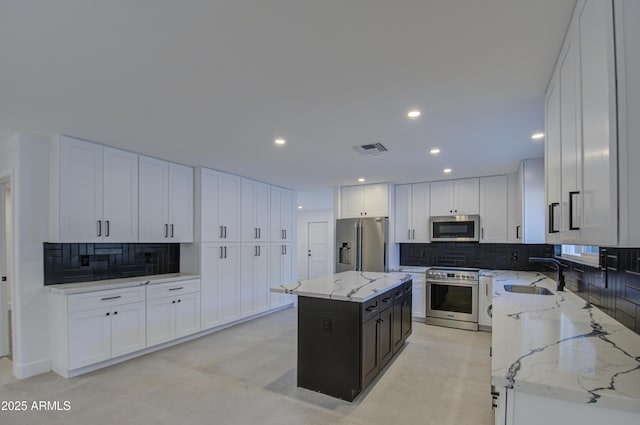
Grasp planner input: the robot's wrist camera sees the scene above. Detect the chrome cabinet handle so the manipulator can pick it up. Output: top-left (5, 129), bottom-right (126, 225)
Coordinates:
top-left (104, 220), bottom-right (110, 237)
top-left (164, 224), bottom-right (169, 238)
top-left (97, 220), bottom-right (102, 237)
top-left (412, 229), bottom-right (415, 239)
top-left (258, 228), bottom-right (261, 239)
top-left (224, 246), bottom-right (227, 258)
top-left (408, 229), bottom-right (411, 240)
top-left (220, 225), bottom-right (224, 239)
top-left (170, 224), bottom-right (174, 238)
top-left (224, 226), bottom-right (227, 238)
top-left (481, 227), bottom-right (484, 239)
top-left (219, 246), bottom-right (224, 259)
top-left (516, 225), bottom-right (521, 239)
top-left (168, 287), bottom-right (184, 291)
top-left (101, 296), bottom-right (121, 301)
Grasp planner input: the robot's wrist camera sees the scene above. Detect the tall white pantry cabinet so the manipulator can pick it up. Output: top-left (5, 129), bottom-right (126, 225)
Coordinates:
top-left (183, 167), bottom-right (297, 334)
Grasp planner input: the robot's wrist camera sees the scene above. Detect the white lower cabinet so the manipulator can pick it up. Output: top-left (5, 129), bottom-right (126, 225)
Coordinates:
top-left (52, 286), bottom-right (147, 374)
top-left (49, 278), bottom-right (202, 377)
top-left (146, 280), bottom-right (201, 348)
top-left (495, 388), bottom-right (640, 425)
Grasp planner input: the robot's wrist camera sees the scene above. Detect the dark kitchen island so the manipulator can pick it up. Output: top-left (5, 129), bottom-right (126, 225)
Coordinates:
top-left (271, 271), bottom-right (413, 401)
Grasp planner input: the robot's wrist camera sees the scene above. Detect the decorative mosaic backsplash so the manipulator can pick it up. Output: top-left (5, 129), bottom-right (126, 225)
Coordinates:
top-left (44, 243), bottom-right (180, 285)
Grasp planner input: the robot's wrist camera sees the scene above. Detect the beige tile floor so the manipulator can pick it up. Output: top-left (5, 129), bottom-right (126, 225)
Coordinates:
top-left (0, 307), bottom-right (492, 425)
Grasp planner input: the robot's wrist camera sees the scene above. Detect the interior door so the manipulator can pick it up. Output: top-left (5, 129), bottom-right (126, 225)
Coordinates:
top-left (307, 221), bottom-right (328, 279)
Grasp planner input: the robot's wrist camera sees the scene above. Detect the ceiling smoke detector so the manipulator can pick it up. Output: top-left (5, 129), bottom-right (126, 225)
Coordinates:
top-left (353, 143), bottom-right (388, 157)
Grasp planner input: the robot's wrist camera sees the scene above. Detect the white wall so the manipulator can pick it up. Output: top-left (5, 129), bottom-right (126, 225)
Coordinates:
top-left (297, 188), bottom-right (334, 210)
top-left (0, 134), bottom-right (50, 378)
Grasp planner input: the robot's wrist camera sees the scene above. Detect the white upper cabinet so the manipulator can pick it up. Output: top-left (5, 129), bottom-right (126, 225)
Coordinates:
top-left (545, 74), bottom-right (562, 243)
top-left (340, 183), bottom-right (389, 218)
top-left (49, 136), bottom-right (138, 242)
top-left (544, 0), bottom-right (620, 246)
top-left (270, 186), bottom-right (295, 242)
top-left (578, 0), bottom-right (617, 246)
top-left (429, 178), bottom-right (479, 216)
top-left (196, 168), bottom-right (241, 243)
top-left (479, 175), bottom-right (508, 243)
top-left (139, 156), bottom-right (193, 242)
top-left (241, 178), bottom-right (270, 242)
top-left (394, 183), bottom-right (429, 243)
top-left (616, 0), bottom-right (640, 246)
top-left (509, 159), bottom-right (545, 244)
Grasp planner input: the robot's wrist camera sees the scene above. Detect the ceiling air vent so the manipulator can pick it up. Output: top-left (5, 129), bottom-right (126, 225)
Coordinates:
top-left (353, 143), bottom-right (388, 157)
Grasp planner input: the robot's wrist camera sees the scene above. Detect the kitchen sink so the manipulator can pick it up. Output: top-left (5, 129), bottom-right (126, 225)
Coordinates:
top-left (503, 284), bottom-right (554, 295)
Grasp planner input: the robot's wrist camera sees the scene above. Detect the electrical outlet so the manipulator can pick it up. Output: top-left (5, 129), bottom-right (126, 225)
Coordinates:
top-left (80, 255), bottom-right (90, 266)
top-left (511, 252), bottom-right (518, 261)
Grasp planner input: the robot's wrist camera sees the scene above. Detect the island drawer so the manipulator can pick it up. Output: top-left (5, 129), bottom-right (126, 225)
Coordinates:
top-left (362, 297), bottom-right (381, 322)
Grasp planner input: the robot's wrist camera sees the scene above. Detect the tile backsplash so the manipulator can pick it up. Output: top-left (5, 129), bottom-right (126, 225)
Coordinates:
top-left (399, 242), bottom-right (554, 271)
top-left (44, 243), bottom-right (180, 285)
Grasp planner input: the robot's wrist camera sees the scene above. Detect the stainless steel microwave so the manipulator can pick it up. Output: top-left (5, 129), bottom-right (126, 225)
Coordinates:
top-left (429, 215), bottom-right (480, 242)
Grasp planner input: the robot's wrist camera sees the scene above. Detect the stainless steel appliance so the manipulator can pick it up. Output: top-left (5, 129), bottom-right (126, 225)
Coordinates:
top-left (429, 215), bottom-right (480, 242)
top-left (335, 217), bottom-right (388, 273)
top-left (425, 266), bottom-right (479, 331)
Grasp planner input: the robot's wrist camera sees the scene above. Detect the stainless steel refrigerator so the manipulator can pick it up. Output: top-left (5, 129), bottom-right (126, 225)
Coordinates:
top-left (335, 217), bottom-right (388, 273)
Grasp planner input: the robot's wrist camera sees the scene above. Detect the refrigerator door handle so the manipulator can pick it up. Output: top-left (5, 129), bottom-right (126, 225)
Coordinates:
top-left (357, 221), bottom-right (364, 272)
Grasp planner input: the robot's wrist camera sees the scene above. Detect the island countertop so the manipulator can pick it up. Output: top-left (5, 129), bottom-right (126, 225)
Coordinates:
top-left (487, 270), bottom-right (640, 414)
top-left (270, 271), bottom-right (412, 302)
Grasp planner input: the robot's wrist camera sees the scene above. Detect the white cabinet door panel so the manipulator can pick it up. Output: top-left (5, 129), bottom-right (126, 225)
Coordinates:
top-left (103, 147), bottom-right (138, 242)
top-left (68, 307), bottom-right (111, 369)
top-left (146, 296), bottom-right (176, 347)
top-left (411, 183), bottom-right (430, 241)
top-left (139, 156), bottom-right (169, 242)
top-left (200, 244), bottom-right (222, 329)
top-left (58, 137), bottom-right (103, 242)
top-left (480, 176), bottom-right (508, 243)
top-left (175, 292), bottom-right (200, 338)
top-left (168, 163), bottom-right (194, 242)
top-left (452, 178), bottom-right (480, 215)
top-left (110, 301), bottom-right (146, 357)
top-left (394, 184), bottom-right (412, 243)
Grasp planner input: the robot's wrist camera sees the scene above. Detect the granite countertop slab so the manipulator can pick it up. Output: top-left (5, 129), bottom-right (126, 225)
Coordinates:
top-left (490, 270), bottom-right (640, 413)
top-left (271, 271), bottom-right (412, 302)
top-left (47, 273), bottom-right (201, 295)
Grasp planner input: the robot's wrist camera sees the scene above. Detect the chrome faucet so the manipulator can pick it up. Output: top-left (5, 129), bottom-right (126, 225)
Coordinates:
top-left (528, 257), bottom-right (566, 291)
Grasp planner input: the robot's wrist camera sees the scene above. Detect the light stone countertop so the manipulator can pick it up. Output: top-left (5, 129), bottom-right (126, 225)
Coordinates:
top-left (270, 270), bottom-right (412, 302)
top-left (488, 270), bottom-right (640, 413)
top-left (47, 273), bottom-right (201, 295)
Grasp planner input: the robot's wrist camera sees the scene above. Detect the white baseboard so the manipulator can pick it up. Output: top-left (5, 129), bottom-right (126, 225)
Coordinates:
top-left (13, 357), bottom-right (51, 379)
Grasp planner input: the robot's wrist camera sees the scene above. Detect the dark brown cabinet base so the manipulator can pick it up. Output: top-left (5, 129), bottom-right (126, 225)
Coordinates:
top-left (297, 280), bottom-right (412, 402)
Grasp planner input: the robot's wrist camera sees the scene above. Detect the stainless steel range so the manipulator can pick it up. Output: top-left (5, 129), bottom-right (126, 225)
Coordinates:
top-left (425, 267), bottom-right (479, 331)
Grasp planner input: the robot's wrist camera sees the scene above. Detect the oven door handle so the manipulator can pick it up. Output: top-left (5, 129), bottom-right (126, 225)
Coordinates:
top-left (426, 281), bottom-right (478, 288)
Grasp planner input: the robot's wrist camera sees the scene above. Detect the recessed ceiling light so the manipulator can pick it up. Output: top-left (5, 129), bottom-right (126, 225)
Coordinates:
top-left (358, 178), bottom-right (366, 182)
top-left (430, 148), bottom-right (441, 155)
top-left (407, 110), bottom-right (421, 119)
top-left (443, 168), bottom-right (452, 174)
top-left (531, 132), bottom-right (545, 140)
top-left (274, 138), bottom-right (286, 145)
top-left (298, 205), bottom-right (303, 209)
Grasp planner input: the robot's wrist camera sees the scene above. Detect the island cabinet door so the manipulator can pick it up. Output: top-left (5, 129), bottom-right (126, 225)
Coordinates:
top-left (378, 306), bottom-right (394, 369)
top-left (361, 315), bottom-right (380, 389)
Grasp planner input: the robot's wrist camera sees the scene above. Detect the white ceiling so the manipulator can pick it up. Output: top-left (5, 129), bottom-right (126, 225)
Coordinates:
top-left (0, 0), bottom-right (576, 191)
